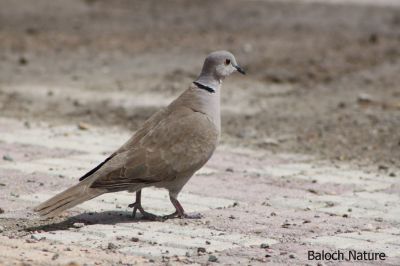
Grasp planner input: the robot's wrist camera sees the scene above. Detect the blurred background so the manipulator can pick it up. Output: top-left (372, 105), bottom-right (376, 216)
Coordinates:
top-left (0, 0), bottom-right (399, 167)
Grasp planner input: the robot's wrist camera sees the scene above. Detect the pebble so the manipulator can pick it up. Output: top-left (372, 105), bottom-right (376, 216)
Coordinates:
top-left (31, 234), bottom-right (45, 241)
top-left (0, 208), bottom-right (4, 214)
top-left (73, 222), bottom-right (85, 228)
top-left (363, 224), bottom-right (374, 231)
top-left (197, 247), bottom-right (206, 253)
top-left (289, 254), bottom-right (295, 259)
top-left (2, 155), bottom-right (13, 162)
top-left (208, 255), bottom-right (218, 262)
top-left (78, 122), bottom-right (91, 130)
top-left (260, 243), bottom-right (269, 249)
top-left (107, 242), bottom-right (117, 250)
top-left (357, 93), bottom-right (373, 103)
top-left (378, 165), bottom-right (388, 171)
top-left (131, 237), bottom-right (139, 242)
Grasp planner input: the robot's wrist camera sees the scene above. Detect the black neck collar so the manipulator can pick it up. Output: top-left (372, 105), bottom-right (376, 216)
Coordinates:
top-left (193, 81), bottom-right (215, 94)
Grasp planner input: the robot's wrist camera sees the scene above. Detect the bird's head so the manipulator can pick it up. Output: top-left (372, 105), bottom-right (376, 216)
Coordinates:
top-left (200, 50), bottom-right (246, 80)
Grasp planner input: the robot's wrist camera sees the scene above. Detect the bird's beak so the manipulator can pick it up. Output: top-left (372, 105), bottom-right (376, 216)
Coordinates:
top-left (234, 64), bottom-right (246, 75)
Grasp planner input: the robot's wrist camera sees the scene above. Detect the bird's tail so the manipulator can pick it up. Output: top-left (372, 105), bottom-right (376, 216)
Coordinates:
top-left (34, 181), bottom-right (103, 218)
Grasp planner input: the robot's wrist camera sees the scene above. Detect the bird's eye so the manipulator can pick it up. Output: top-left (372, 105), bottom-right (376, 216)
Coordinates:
top-left (225, 59), bottom-right (231, 65)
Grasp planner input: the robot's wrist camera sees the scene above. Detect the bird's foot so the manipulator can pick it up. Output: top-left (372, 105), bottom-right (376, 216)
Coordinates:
top-left (128, 201), bottom-right (165, 221)
top-left (128, 201), bottom-right (140, 218)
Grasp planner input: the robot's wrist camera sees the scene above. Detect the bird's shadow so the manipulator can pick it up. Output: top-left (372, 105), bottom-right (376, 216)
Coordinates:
top-left (25, 211), bottom-right (154, 233)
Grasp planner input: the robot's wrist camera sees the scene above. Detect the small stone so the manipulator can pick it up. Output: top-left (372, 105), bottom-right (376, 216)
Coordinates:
top-left (225, 167), bottom-right (234, 172)
top-left (78, 122), bottom-right (91, 130)
top-left (363, 224), bottom-right (374, 231)
top-left (289, 254), bottom-right (295, 259)
top-left (31, 234), bottom-right (44, 241)
top-left (281, 222), bottom-right (291, 228)
top-left (0, 208), bottom-right (4, 214)
top-left (389, 172), bottom-right (396, 177)
top-left (107, 242), bottom-right (117, 250)
top-left (208, 255), bottom-right (218, 262)
top-left (229, 215), bottom-right (235, 219)
top-left (325, 201), bottom-right (335, 207)
top-left (197, 247), bottom-right (206, 254)
top-left (72, 222), bottom-right (85, 228)
top-left (19, 56), bottom-right (28, 65)
top-left (342, 214), bottom-right (349, 218)
top-left (261, 138), bottom-right (279, 146)
top-left (52, 253), bottom-right (59, 260)
top-left (303, 220), bottom-right (311, 224)
top-left (357, 93), bottom-right (373, 104)
top-left (2, 155), bottom-right (13, 162)
top-left (270, 212), bottom-right (277, 216)
top-left (260, 243), bottom-right (269, 249)
top-left (307, 189), bottom-right (318, 194)
top-left (205, 240), bottom-right (211, 245)
top-left (337, 102), bottom-right (346, 108)
top-left (378, 165), bottom-right (389, 171)
top-left (131, 237), bottom-right (139, 242)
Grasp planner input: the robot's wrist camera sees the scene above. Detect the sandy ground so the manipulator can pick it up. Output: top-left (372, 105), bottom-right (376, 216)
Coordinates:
top-left (0, 0), bottom-right (399, 265)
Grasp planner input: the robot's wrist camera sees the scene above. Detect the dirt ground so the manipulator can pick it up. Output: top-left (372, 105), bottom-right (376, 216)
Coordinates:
top-left (0, 0), bottom-right (400, 265)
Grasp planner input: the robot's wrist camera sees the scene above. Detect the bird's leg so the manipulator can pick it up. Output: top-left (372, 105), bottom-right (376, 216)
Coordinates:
top-left (128, 190), bottom-right (163, 221)
top-left (128, 190), bottom-right (142, 218)
top-left (163, 196), bottom-right (203, 219)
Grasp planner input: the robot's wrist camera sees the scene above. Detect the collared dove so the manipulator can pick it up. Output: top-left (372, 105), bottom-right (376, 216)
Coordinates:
top-left (34, 50), bottom-right (245, 220)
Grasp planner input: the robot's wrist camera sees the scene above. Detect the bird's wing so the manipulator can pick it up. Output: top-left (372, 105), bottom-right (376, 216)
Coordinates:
top-left (89, 107), bottom-right (218, 191)
top-left (79, 108), bottom-right (169, 181)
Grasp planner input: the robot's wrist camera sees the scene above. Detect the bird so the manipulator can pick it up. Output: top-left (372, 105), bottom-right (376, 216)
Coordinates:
top-left (34, 50), bottom-right (245, 220)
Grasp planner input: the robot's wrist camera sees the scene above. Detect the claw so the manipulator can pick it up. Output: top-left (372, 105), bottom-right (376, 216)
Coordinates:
top-left (128, 201), bottom-right (140, 218)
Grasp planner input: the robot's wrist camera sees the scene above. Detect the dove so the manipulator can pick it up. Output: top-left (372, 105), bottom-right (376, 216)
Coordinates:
top-left (34, 50), bottom-right (245, 220)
